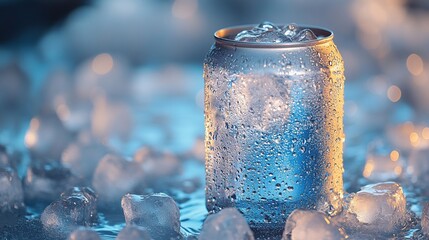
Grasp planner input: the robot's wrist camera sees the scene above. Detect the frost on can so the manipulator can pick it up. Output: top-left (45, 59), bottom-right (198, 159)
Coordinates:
top-left (204, 24), bottom-right (345, 232)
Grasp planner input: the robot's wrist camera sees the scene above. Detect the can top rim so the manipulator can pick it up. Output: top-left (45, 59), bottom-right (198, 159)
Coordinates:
top-left (214, 24), bottom-right (334, 48)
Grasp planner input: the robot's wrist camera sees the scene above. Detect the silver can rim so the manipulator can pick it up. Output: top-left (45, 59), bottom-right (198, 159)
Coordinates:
top-left (214, 24), bottom-right (334, 48)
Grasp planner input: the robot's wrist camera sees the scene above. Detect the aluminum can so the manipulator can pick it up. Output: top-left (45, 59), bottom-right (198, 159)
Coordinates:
top-left (204, 25), bottom-right (345, 232)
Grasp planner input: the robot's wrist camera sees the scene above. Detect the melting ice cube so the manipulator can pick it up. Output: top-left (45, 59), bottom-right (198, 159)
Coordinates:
top-left (61, 140), bottom-right (109, 181)
top-left (41, 187), bottom-right (98, 235)
top-left (133, 147), bottom-right (181, 181)
top-left (199, 208), bottom-right (254, 240)
top-left (234, 22), bottom-right (317, 43)
top-left (362, 140), bottom-right (403, 182)
top-left (121, 193), bottom-right (181, 239)
top-left (407, 148), bottom-right (429, 189)
top-left (283, 209), bottom-right (346, 240)
top-left (24, 161), bottom-right (81, 203)
top-left (92, 154), bottom-right (143, 207)
top-left (341, 182), bottom-right (407, 235)
top-left (0, 167), bottom-right (24, 212)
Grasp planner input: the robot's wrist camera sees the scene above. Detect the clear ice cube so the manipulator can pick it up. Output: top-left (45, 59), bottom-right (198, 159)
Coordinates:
top-left (343, 182), bottom-right (407, 235)
top-left (116, 225), bottom-right (152, 240)
top-left (41, 187), bottom-right (98, 234)
top-left (0, 167), bottom-right (24, 212)
top-left (61, 140), bottom-right (108, 181)
top-left (133, 147), bottom-right (181, 181)
top-left (24, 114), bottom-right (74, 159)
top-left (292, 29), bottom-right (317, 42)
top-left (121, 193), bottom-right (181, 238)
top-left (0, 145), bottom-right (10, 168)
top-left (24, 161), bottom-right (81, 203)
top-left (282, 23), bottom-right (299, 38)
top-left (199, 208), bottom-right (254, 240)
top-left (407, 148), bottom-right (429, 188)
top-left (67, 227), bottom-right (101, 240)
top-left (362, 140), bottom-right (403, 181)
top-left (92, 154), bottom-right (143, 207)
top-left (283, 209), bottom-right (346, 240)
top-left (234, 22), bottom-right (317, 43)
top-left (91, 96), bottom-right (134, 142)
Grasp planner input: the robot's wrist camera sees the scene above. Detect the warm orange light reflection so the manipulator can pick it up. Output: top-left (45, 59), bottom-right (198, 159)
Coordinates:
top-left (387, 85), bottom-right (401, 102)
top-left (390, 150), bottom-right (399, 162)
top-left (394, 166), bottom-right (402, 175)
top-left (92, 53), bottom-right (114, 75)
top-left (362, 161), bottom-right (374, 178)
top-left (422, 127), bottom-right (429, 140)
top-left (406, 54), bottom-right (424, 76)
top-left (25, 118), bottom-right (40, 147)
top-left (410, 132), bottom-right (419, 145)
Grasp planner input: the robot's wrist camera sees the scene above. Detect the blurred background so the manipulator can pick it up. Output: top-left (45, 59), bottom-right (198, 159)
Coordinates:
top-left (1, 0), bottom-right (429, 239)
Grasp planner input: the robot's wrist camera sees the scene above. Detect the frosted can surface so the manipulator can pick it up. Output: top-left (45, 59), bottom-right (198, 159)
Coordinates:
top-left (204, 24), bottom-right (345, 232)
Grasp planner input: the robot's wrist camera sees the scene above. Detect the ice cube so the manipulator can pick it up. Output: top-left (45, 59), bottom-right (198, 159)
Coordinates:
top-left (24, 161), bottom-right (82, 203)
top-left (91, 96), bottom-right (134, 142)
top-left (407, 148), bottom-right (429, 188)
top-left (92, 154), bottom-right (143, 207)
top-left (0, 145), bottom-right (10, 167)
top-left (54, 94), bottom-right (93, 132)
top-left (292, 29), bottom-right (317, 42)
top-left (422, 202), bottom-right (429, 235)
top-left (199, 208), bottom-right (254, 240)
top-left (0, 167), bottom-right (24, 212)
top-left (41, 187), bottom-right (98, 234)
top-left (134, 147), bottom-right (181, 181)
top-left (121, 193), bottom-right (181, 239)
top-left (256, 21), bottom-right (281, 31)
top-left (67, 227), bottom-right (101, 240)
top-left (41, 69), bottom-right (73, 112)
top-left (0, 62), bottom-right (30, 111)
top-left (235, 22), bottom-right (291, 43)
top-left (116, 225), bottom-right (152, 240)
top-left (344, 182), bottom-right (407, 234)
top-left (24, 114), bottom-right (74, 159)
top-left (283, 210), bottom-right (346, 240)
top-left (282, 23), bottom-right (299, 38)
top-left (74, 55), bottom-right (131, 101)
top-left (61, 141), bottom-right (108, 181)
top-left (386, 123), bottom-right (429, 151)
top-left (362, 140), bottom-right (403, 181)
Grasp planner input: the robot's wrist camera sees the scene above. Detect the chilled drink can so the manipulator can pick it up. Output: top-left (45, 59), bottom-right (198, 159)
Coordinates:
top-left (204, 24), bottom-right (345, 232)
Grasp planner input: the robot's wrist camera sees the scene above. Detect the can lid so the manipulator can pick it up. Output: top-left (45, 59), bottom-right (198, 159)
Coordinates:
top-left (214, 24), bottom-right (334, 48)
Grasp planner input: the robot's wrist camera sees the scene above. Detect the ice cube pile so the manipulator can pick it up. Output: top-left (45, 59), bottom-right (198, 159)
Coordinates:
top-left (234, 22), bottom-right (317, 43)
top-left (0, 15), bottom-right (428, 239)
